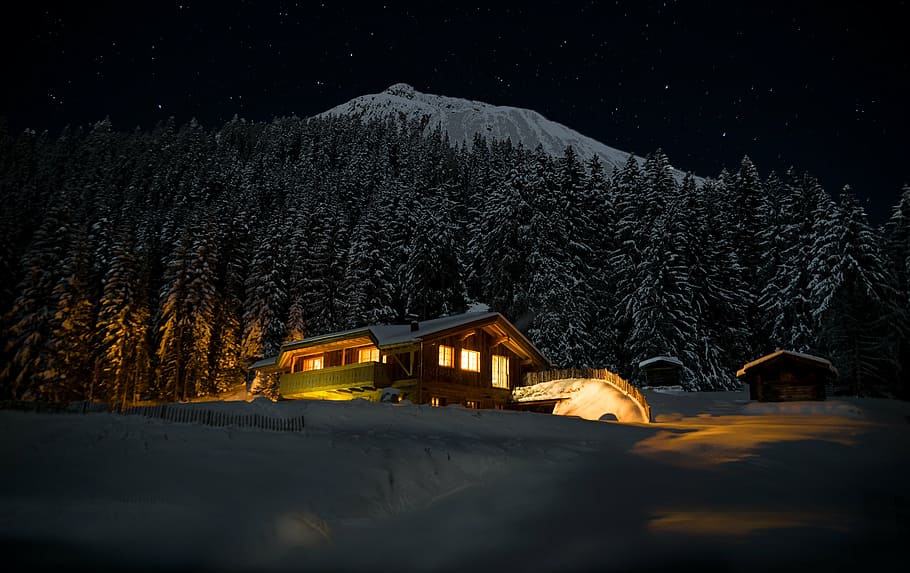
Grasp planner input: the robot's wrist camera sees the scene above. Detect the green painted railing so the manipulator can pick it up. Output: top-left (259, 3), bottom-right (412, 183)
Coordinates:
top-left (280, 362), bottom-right (393, 397)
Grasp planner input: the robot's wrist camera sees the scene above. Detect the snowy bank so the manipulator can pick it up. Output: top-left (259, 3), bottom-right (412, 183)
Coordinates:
top-left (2, 393), bottom-right (908, 572)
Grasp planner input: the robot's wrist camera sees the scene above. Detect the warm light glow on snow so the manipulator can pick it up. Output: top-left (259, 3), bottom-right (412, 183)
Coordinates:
top-left (649, 509), bottom-right (850, 536)
top-left (633, 415), bottom-right (865, 469)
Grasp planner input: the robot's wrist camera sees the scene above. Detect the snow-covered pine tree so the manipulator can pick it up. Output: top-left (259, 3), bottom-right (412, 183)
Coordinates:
top-left (524, 146), bottom-right (596, 367)
top-left (156, 215), bottom-right (221, 401)
top-left (209, 196), bottom-right (250, 396)
top-left (476, 151), bottom-right (534, 324)
top-left (809, 187), bottom-right (896, 395)
top-left (405, 190), bottom-right (466, 320)
top-left (621, 202), bottom-right (699, 388)
top-left (45, 225), bottom-right (98, 401)
top-left (1, 202), bottom-right (73, 398)
top-left (297, 200), bottom-right (350, 336)
top-left (242, 227), bottom-right (289, 365)
top-left (884, 184), bottom-right (910, 397)
top-left (583, 155), bottom-right (621, 368)
top-left (96, 227), bottom-right (151, 407)
top-left (726, 157), bottom-right (767, 356)
top-left (605, 155), bottom-right (645, 378)
top-left (676, 174), bottom-right (745, 389)
top-left (759, 171), bottom-right (833, 353)
top-left (342, 192), bottom-right (397, 328)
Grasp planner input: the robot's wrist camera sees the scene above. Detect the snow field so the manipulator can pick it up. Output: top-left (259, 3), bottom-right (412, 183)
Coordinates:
top-left (2, 392), bottom-right (908, 571)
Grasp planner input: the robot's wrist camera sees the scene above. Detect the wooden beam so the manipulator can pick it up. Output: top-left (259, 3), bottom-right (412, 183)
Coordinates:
top-left (459, 330), bottom-right (477, 341)
top-left (394, 352), bottom-right (415, 377)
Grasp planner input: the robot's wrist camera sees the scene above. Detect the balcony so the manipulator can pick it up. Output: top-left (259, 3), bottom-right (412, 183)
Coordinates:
top-left (280, 361), bottom-right (394, 398)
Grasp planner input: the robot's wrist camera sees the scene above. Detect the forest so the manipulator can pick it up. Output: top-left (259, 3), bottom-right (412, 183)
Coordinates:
top-left (0, 113), bottom-right (907, 404)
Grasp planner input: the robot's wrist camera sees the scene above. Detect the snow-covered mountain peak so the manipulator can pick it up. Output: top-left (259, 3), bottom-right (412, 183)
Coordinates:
top-left (384, 83), bottom-right (417, 99)
top-left (318, 84), bottom-right (647, 174)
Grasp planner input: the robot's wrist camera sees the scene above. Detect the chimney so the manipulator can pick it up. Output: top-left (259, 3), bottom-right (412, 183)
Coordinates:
top-left (410, 320), bottom-right (419, 332)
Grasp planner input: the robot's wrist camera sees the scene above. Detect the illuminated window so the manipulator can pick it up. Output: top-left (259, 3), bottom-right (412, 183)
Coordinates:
top-left (358, 347), bottom-right (379, 363)
top-left (460, 349), bottom-right (480, 372)
top-left (439, 345), bottom-right (454, 367)
top-left (302, 356), bottom-right (323, 371)
top-left (466, 400), bottom-right (479, 409)
top-left (430, 396), bottom-right (446, 407)
top-left (492, 355), bottom-right (509, 388)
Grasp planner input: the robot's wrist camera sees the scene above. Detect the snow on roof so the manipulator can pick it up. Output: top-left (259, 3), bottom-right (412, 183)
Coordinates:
top-left (369, 311), bottom-right (500, 346)
top-left (736, 350), bottom-right (838, 378)
top-left (638, 356), bottom-right (683, 369)
top-left (272, 311), bottom-right (547, 366)
top-left (249, 356), bottom-right (277, 370)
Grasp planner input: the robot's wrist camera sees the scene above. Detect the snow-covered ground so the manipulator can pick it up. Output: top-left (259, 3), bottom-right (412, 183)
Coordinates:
top-left (2, 390), bottom-right (908, 572)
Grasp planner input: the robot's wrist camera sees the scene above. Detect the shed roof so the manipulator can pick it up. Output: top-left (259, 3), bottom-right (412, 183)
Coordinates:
top-left (638, 355), bottom-right (683, 369)
top-left (736, 350), bottom-right (838, 378)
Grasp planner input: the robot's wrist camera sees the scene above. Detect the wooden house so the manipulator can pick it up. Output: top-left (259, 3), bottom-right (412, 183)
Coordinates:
top-left (250, 311), bottom-right (551, 408)
top-left (736, 350), bottom-right (838, 402)
top-left (638, 356), bottom-right (683, 387)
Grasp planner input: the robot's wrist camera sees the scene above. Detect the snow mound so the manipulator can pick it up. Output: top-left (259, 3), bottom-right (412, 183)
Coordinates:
top-left (513, 378), bottom-right (649, 423)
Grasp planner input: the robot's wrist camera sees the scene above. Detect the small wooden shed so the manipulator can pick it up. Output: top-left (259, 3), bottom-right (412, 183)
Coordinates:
top-left (736, 350), bottom-right (838, 402)
top-left (638, 356), bottom-right (683, 387)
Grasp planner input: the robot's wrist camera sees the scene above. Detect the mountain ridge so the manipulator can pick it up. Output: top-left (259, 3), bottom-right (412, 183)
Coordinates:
top-left (318, 83), bottom-right (681, 176)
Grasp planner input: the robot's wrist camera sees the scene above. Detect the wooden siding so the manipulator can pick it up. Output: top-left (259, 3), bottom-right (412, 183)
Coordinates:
top-left (418, 328), bottom-right (526, 408)
top-left (742, 359), bottom-right (830, 402)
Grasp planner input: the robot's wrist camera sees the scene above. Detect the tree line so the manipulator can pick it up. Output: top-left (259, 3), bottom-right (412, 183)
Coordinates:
top-left (0, 113), bottom-right (907, 403)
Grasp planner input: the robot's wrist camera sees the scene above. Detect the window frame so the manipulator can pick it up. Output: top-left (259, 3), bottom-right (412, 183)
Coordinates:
top-left (439, 344), bottom-right (454, 368)
top-left (492, 354), bottom-right (510, 388)
top-left (358, 347), bottom-right (379, 363)
top-left (460, 349), bottom-right (480, 372)
top-left (301, 355), bottom-right (323, 371)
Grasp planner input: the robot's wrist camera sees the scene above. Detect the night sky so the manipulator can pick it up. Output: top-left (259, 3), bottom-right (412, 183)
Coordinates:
top-left (3, 1), bottom-right (908, 221)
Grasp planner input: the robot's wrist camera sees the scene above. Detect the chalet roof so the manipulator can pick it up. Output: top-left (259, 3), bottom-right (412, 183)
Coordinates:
top-left (638, 356), bottom-right (683, 369)
top-left (250, 356), bottom-right (277, 370)
top-left (253, 311), bottom-right (550, 370)
top-left (736, 350), bottom-right (838, 378)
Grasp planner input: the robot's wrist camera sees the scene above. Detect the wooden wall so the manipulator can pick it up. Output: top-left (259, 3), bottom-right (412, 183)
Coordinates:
top-left (417, 328), bottom-right (522, 408)
top-left (747, 362), bottom-right (827, 402)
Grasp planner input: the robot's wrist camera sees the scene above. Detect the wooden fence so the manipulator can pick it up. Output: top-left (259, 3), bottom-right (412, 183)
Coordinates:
top-left (0, 400), bottom-right (305, 432)
top-left (122, 404), bottom-right (305, 432)
top-left (522, 368), bottom-right (652, 422)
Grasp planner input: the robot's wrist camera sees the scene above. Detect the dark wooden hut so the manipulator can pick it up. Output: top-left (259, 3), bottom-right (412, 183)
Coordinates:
top-left (736, 350), bottom-right (837, 402)
top-left (639, 356), bottom-right (683, 387)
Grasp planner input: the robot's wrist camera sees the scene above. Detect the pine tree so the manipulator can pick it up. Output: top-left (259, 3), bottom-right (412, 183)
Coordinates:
top-left (682, 175), bottom-right (746, 389)
top-left (810, 188), bottom-right (896, 395)
top-left (45, 226), bottom-right (98, 401)
top-left (1, 203), bottom-right (73, 398)
top-left (405, 196), bottom-right (466, 320)
top-left (759, 172), bottom-right (833, 353)
top-left (242, 227), bottom-right (289, 363)
top-left (96, 229), bottom-right (151, 407)
top-left (477, 154), bottom-right (535, 324)
top-left (884, 184), bottom-right (910, 397)
top-left (156, 216), bottom-right (220, 401)
top-left (621, 202), bottom-right (698, 387)
top-left (343, 193), bottom-right (397, 328)
top-left (525, 146), bottom-right (596, 366)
